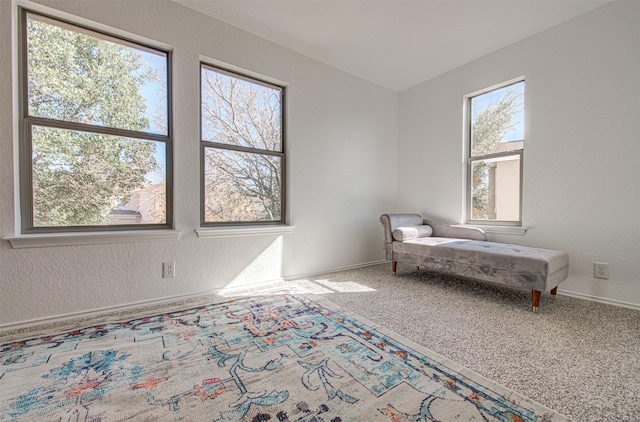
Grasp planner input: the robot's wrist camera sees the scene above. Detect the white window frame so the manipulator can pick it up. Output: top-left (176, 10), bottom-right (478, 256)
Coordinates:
top-left (463, 78), bottom-right (525, 228)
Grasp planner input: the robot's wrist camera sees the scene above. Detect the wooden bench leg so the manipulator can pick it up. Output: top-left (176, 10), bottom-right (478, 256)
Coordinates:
top-left (392, 261), bottom-right (397, 276)
top-left (550, 287), bottom-right (558, 301)
top-left (532, 290), bottom-right (541, 313)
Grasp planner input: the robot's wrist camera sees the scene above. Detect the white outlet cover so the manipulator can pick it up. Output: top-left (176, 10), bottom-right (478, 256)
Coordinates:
top-left (593, 262), bottom-right (608, 279)
top-left (163, 262), bottom-right (175, 278)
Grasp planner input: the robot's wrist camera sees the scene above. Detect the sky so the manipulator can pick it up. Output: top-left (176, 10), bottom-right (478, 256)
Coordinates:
top-left (136, 51), bottom-right (168, 183)
top-left (471, 81), bottom-right (524, 143)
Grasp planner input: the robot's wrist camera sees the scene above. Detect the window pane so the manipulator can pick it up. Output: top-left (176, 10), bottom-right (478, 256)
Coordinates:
top-left (204, 148), bottom-right (282, 223)
top-left (470, 81), bottom-right (524, 157)
top-left (201, 66), bottom-right (282, 152)
top-left (26, 13), bottom-right (168, 135)
top-left (31, 126), bottom-right (166, 227)
top-left (470, 155), bottom-right (520, 222)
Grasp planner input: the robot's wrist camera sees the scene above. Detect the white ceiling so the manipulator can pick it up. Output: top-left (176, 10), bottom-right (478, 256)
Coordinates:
top-left (174, 0), bottom-right (610, 92)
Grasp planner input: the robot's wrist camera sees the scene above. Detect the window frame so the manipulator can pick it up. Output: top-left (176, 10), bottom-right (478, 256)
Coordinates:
top-left (18, 8), bottom-right (173, 234)
top-left (199, 62), bottom-right (287, 227)
top-left (464, 79), bottom-right (524, 227)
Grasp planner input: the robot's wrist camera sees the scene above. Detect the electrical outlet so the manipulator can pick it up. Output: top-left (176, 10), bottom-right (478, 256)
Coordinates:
top-left (163, 262), bottom-right (175, 278)
top-left (593, 262), bottom-right (608, 279)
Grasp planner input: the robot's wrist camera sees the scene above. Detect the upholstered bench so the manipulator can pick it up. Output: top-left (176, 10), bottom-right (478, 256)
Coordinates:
top-left (381, 213), bottom-right (569, 312)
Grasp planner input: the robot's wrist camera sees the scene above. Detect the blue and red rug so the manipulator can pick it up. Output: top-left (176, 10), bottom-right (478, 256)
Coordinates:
top-left (1, 293), bottom-right (568, 421)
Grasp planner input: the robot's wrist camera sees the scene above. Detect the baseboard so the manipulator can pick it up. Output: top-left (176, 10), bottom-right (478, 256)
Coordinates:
top-left (283, 260), bottom-right (387, 281)
top-left (0, 289), bottom-right (208, 335)
top-left (12, 261), bottom-right (631, 337)
top-left (558, 289), bottom-right (640, 311)
top-left (0, 277), bottom-right (284, 335)
top-left (0, 261), bottom-right (387, 335)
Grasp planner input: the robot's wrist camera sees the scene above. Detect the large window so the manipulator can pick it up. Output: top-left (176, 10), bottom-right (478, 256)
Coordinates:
top-left (466, 80), bottom-right (524, 226)
top-left (200, 63), bottom-right (285, 226)
top-left (19, 10), bottom-right (172, 233)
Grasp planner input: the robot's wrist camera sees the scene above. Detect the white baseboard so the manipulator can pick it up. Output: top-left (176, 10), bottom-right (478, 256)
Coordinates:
top-left (8, 261), bottom-right (632, 336)
top-left (0, 261), bottom-right (387, 335)
top-left (0, 289), bottom-right (218, 334)
top-left (558, 289), bottom-right (640, 311)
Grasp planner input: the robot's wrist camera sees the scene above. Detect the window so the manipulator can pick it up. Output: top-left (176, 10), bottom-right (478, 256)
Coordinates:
top-left (466, 80), bottom-right (524, 226)
top-left (19, 10), bottom-right (172, 233)
top-left (200, 63), bottom-right (285, 226)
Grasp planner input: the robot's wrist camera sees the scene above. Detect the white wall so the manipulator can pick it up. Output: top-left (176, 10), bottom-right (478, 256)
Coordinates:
top-left (2, 1), bottom-right (637, 328)
top-left (0, 0), bottom-right (398, 326)
top-left (399, 1), bottom-right (640, 306)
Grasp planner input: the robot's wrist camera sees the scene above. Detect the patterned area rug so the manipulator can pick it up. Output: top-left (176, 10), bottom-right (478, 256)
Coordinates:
top-left (1, 293), bottom-right (568, 421)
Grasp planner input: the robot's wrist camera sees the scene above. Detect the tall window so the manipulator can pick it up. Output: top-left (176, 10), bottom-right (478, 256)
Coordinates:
top-left (19, 10), bottom-right (172, 233)
top-left (466, 80), bottom-right (524, 226)
top-left (200, 63), bottom-right (285, 226)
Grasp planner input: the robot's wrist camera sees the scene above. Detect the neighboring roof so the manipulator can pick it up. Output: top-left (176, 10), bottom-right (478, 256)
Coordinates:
top-left (492, 140), bottom-right (524, 154)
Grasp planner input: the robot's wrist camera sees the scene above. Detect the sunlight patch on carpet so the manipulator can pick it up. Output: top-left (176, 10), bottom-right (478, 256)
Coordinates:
top-left (217, 278), bottom-right (377, 298)
top-left (308, 279), bottom-right (377, 293)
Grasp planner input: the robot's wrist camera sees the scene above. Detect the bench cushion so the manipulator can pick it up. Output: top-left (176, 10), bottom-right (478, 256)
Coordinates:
top-left (392, 238), bottom-right (569, 292)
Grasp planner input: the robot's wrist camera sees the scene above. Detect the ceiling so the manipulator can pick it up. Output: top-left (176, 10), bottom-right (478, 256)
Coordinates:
top-left (174, 0), bottom-right (610, 92)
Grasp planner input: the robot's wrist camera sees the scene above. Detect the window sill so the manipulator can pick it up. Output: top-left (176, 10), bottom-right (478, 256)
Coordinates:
top-left (196, 225), bottom-right (295, 238)
top-left (3, 230), bottom-right (182, 249)
top-left (455, 225), bottom-right (527, 236)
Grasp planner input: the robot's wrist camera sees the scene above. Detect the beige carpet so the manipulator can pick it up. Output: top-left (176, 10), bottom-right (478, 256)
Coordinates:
top-left (228, 263), bottom-right (638, 422)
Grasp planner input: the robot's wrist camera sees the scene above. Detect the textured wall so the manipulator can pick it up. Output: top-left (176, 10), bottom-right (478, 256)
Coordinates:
top-left (399, 1), bottom-right (640, 306)
top-left (0, 0), bottom-right (398, 326)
